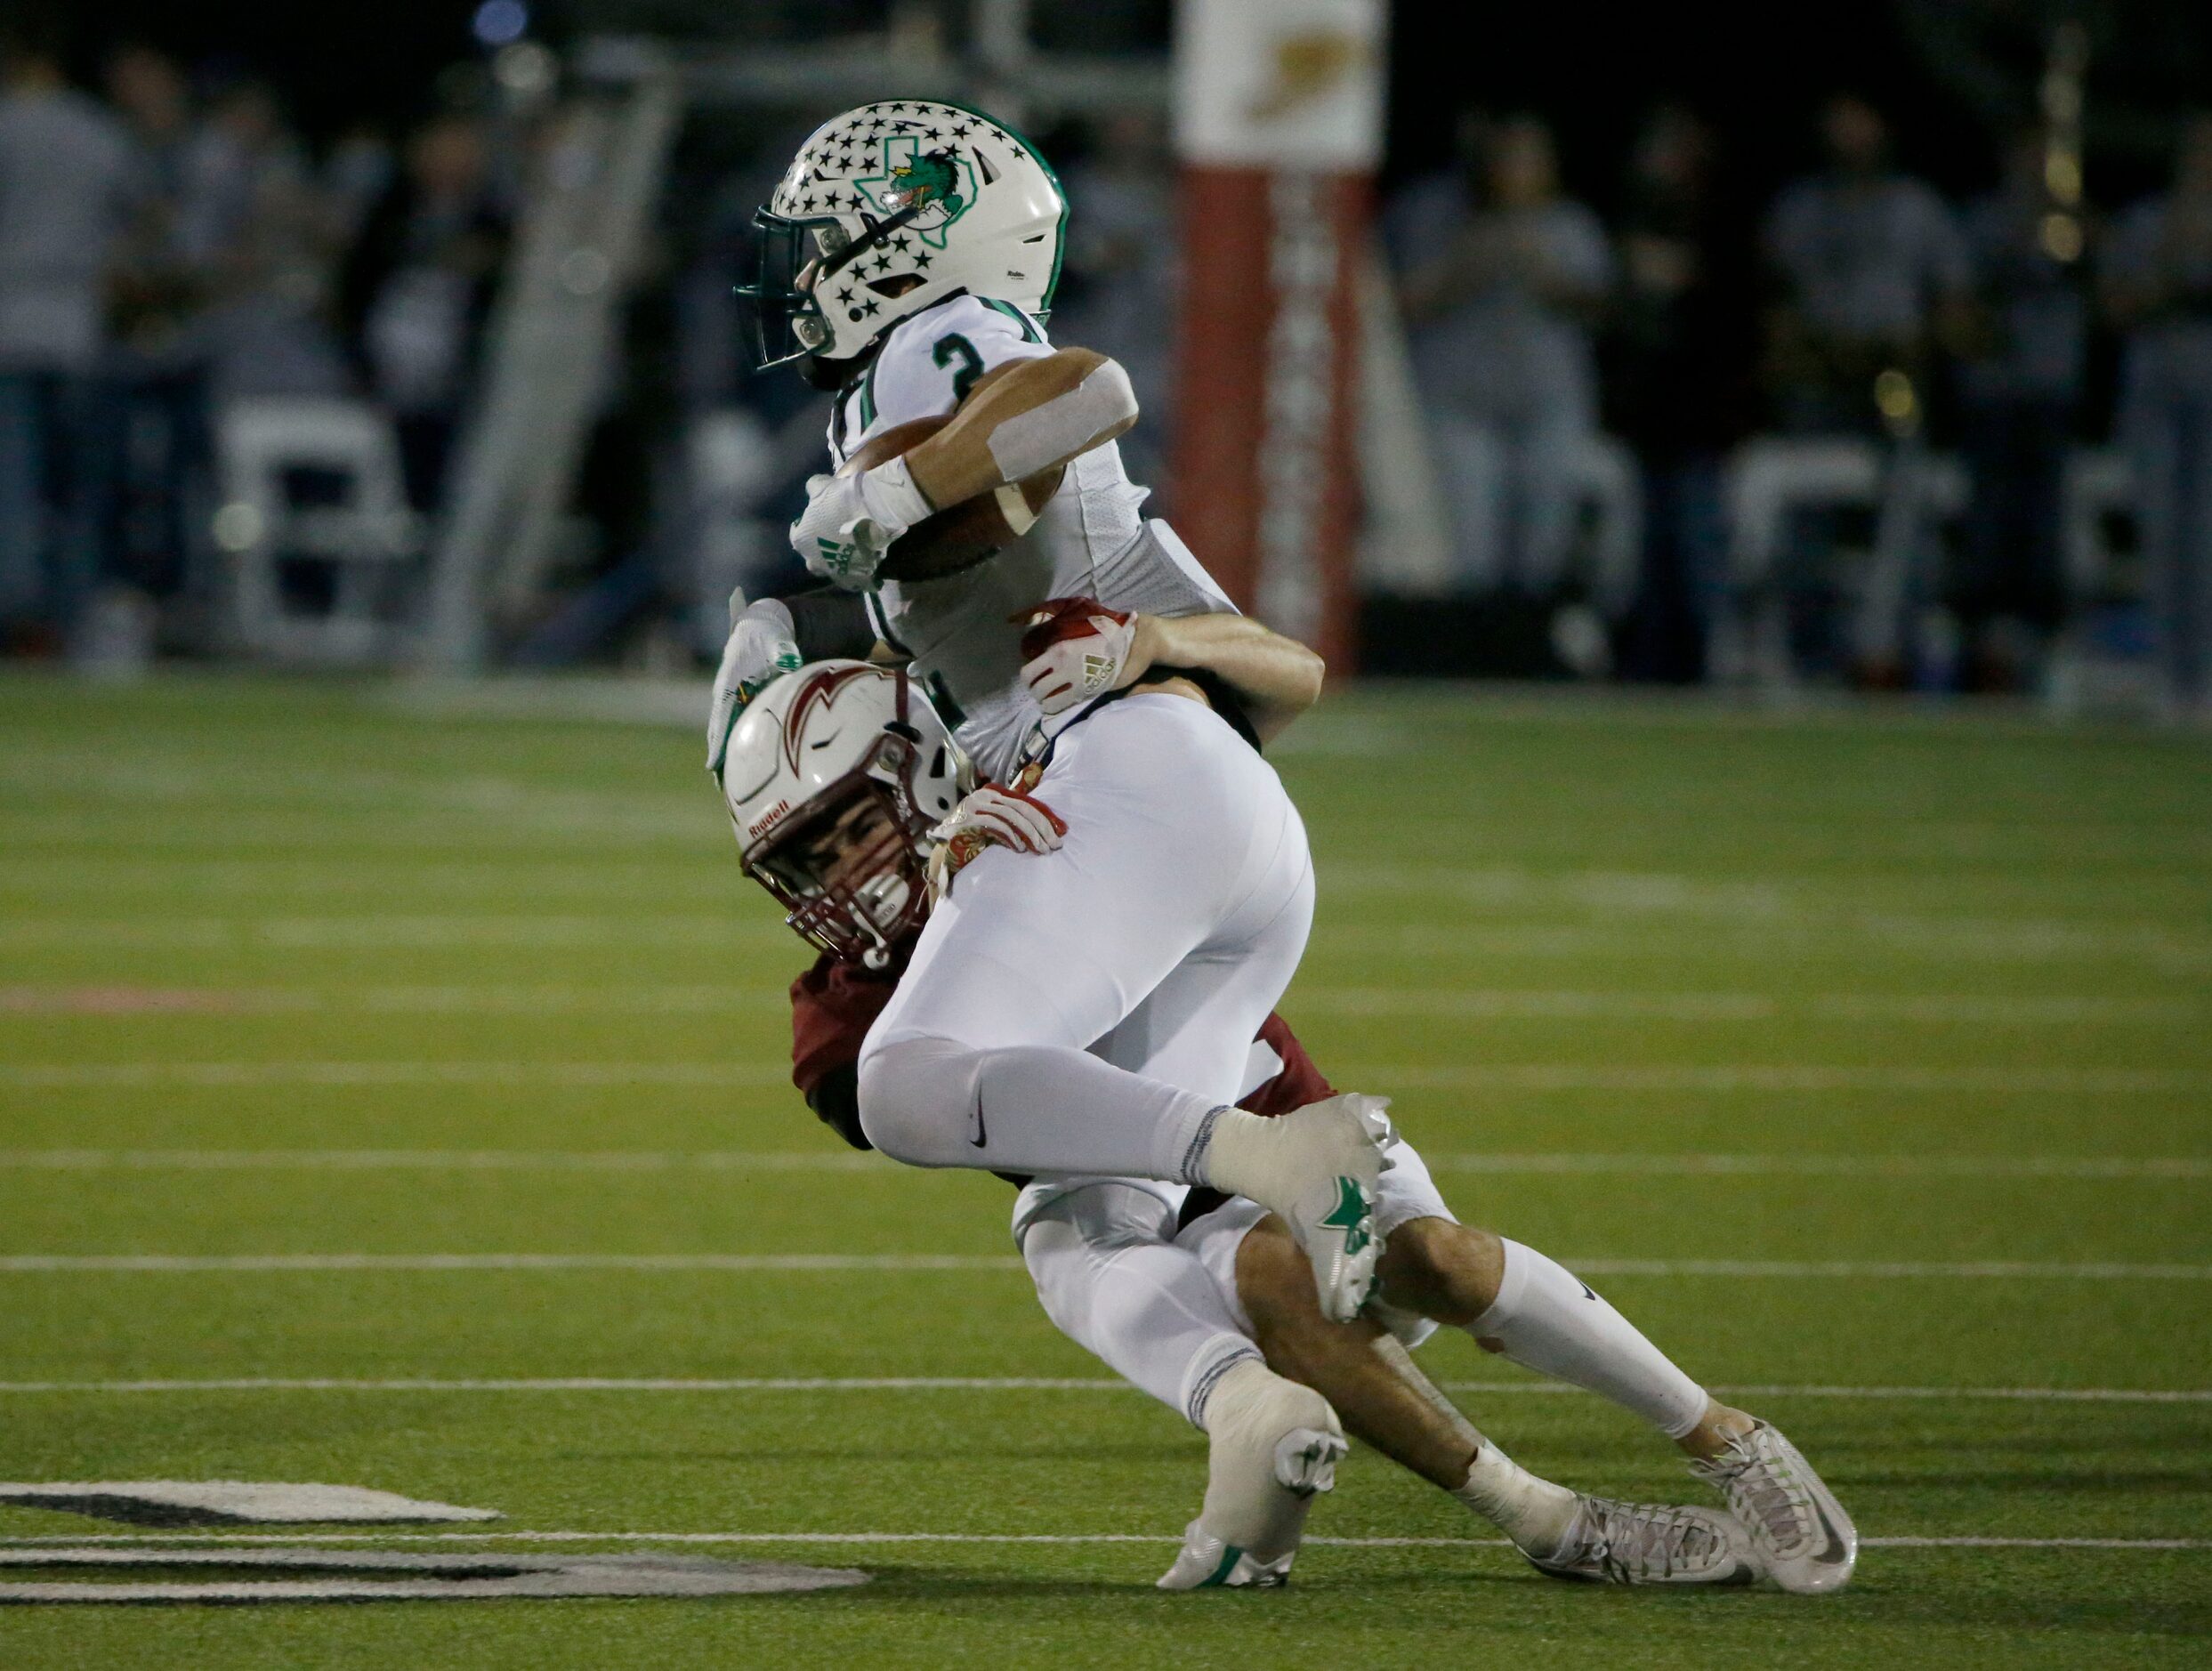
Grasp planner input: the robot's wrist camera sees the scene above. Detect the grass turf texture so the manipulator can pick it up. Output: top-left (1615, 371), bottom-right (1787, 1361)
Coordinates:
top-left (0, 671), bottom-right (2208, 1668)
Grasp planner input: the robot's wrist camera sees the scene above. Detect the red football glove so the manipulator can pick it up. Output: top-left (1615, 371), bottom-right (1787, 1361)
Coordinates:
top-left (925, 762), bottom-right (1068, 902)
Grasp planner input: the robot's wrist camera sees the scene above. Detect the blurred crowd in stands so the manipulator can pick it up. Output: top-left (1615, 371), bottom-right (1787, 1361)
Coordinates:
top-left (0, 13), bottom-right (514, 666)
top-left (1382, 93), bottom-right (2212, 707)
top-left (1, 2), bottom-right (2208, 714)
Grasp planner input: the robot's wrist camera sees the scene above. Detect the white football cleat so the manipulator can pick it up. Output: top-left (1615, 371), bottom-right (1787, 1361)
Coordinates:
top-left (1272, 1094), bottom-right (1392, 1324)
top-left (1689, 1420), bottom-right (1857, 1594)
top-left (1525, 1495), bottom-right (1763, 1586)
top-left (1157, 1522), bottom-right (1299, 1590)
top-left (1156, 1360), bottom-right (1345, 1592)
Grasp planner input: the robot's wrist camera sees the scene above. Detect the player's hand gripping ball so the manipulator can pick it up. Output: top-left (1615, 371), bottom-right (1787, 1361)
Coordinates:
top-left (925, 763), bottom-right (1067, 903)
top-left (1017, 597), bottom-right (1139, 715)
top-left (789, 459), bottom-right (933, 591)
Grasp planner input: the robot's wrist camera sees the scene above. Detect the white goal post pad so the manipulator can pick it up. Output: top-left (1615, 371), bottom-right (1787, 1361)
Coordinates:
top-left (0, 1481), bottom-right (500, 1525)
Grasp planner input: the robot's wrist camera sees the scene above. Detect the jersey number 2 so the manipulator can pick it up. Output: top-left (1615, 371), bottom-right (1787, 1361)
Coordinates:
top-left (933, 335), bottom-right (985, 404)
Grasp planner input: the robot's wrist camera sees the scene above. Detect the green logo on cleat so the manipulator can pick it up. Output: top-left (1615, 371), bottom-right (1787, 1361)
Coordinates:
top-left (1321, 1176), bottom-right (1371, 1257)
top-left (1201, 1545), bottom-right (1245, 1586)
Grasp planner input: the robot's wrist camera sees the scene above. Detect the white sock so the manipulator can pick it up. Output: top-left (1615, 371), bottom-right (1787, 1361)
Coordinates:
top-left (1471, 1239), bottom-right (1708, 1440)
top-left (1452, 1442), bottom-right (1578, 1556)
top-left (1018, 1183), bottom-right (1260, 1425)
top-left (1191, 1101), bottom-right (1371, 1214)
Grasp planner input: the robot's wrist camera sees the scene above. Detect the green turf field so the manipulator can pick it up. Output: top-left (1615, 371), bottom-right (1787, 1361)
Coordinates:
top-left (1, 672), bottom-right (2207, 1667)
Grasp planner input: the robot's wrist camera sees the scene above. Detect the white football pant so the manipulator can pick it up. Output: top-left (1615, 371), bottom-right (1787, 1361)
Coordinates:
top-left (858, 694), bottom-right (1313, 1180)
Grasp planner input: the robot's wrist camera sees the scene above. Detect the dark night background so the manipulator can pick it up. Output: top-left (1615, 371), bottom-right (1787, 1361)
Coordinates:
top-left (44, 2), bottom-right (2212, 204)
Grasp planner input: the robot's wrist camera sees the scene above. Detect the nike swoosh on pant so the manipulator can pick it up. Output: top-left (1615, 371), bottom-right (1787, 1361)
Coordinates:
top-left (971, 1089), bottom-right (989, 1148)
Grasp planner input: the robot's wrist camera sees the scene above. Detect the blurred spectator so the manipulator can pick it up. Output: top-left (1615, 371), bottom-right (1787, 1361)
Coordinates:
top-left (1952, 126), bottom-right (2090, 690)
top-left (323, 125), bottom-right (397, 248)
top-left (1762, 95), bottom-right (1971, 679)
top-left (340, 111), bottom-right (511, 511)
top-left (105, 44), bottom-right (192, 212)
top-left (1393, 113), bottom-right (1612, 602)
top-left (1605, 104), bottom-right (1756, 682)
top-left (0, 12), bottom-right (140, 655)
top-left (1049, 110), bottom-right (1176, 494)
top-left (174, 78), bottom-right (349, 401)
top-left (96, 44), bottom-right (215, 629)
top-left (2104, 112), bottom-right (2212, 720)
top-left (1764, 95), bottom-right (1972, 431)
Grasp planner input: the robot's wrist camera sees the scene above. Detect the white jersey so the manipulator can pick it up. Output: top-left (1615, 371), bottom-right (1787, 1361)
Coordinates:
top-left (826, 295), bottom-right (1235, 781)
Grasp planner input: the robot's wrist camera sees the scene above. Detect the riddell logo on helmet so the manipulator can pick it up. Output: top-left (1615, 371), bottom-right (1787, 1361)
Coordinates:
top-left (747, 800), bottom-right (793, 841)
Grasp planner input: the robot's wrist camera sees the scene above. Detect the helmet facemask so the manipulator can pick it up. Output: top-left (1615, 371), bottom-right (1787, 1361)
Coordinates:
top-left (739, 214), bottom-right (855, 370)
top-left (743, 732), bottom-right (935, 967)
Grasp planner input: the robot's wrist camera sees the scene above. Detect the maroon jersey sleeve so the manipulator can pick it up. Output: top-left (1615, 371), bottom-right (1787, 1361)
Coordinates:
top-left (789, 952), bottom-right (902, 1098)
top-left (1239, 1011), bottom-right (1335, 1116)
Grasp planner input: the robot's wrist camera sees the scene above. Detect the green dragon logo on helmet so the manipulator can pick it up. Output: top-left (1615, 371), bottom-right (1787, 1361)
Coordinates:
top-left (856, 138), bottom-right (979, 248)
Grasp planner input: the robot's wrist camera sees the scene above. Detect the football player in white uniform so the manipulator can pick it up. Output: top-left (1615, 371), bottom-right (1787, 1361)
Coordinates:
top-left (709, 648), bottom-right (1856, 1594)
top-left (736, 100), bottom-right (1388, 1326)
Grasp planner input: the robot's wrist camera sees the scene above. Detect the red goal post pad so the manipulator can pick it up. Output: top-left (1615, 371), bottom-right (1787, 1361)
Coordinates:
top-left (1169, 0), bottom-right (1385, 675)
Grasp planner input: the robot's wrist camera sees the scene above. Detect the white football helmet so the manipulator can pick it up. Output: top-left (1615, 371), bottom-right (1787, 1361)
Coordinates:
top-left (719, 660), bottom-right (966, 965)
top-left (739, 100), bottom-right (1067, 369)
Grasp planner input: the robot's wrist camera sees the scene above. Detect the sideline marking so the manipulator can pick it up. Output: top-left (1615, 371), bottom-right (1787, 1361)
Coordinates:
top-left (0, 1378), bottom-right (2203, 1402)
top-left (2, 1255), bottom-right (2206, 1279)
top-left (0, 1530), bottom-right (2201, 1553)
top-left (0, 1482), bottom-right (496, 1524)
top-left (0, 1546), bottom-right (868, 1602)
top-left (0, 1149), bottom-right (2200, 1180)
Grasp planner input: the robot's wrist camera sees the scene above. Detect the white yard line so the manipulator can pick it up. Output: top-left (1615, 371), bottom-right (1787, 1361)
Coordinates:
top-left (0, 1062), bottom-right (795, 1089)
top-left (4, 908), bottom-right (2208, 964)
top-left (7, 1061), bottom-right (2208, 1094)
top-left (1295, 989), bottom-right (2206, 1025)
top-left (5, 983), bottom-right (2198, 1024)
top-left (1341, 1064), bottom-right (2212, 1094)
top-left (0, 1253), bottom-right (1023, 1272)
top-left (1327, 922), bottom-right (2212, 968)
top-left (0, 1377), bottom-right (2202, 1402)
top-left (0, 1254), bottom-right (2204, 1278)
top-left (0, 1149), bottom-right (886, 1172)
top-left (0, 1148), bottom-right (2200, 1180)
top-left (0, 1529), bottom-right (2199, 1553)
top-left (0, 917), bottom-right (775, 950)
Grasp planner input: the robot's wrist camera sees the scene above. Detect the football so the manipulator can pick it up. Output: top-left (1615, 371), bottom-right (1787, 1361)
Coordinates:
top-left (841, 411), bottom-right (1065, 583)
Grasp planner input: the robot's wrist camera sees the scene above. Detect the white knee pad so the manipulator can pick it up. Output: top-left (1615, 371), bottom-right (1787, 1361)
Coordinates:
top-left (854, 1034), bottom-right (981, 1167)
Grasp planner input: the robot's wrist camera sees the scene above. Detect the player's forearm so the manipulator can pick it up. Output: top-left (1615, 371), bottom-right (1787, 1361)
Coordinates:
top-left (902, 348), bottom-right (1137, 508)
top-left (1129, 613), bottom-right (1325, 739)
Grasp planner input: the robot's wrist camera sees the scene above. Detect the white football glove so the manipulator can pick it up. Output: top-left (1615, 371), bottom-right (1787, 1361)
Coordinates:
top-left (706, 590), bottom-right (801, 777)
top-left (1017, 597), bottom-right (1140, 716)
top-left (789, 457), bottom-right (935, 591)
top-left (924, 768), bottom-right (1066, 903)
